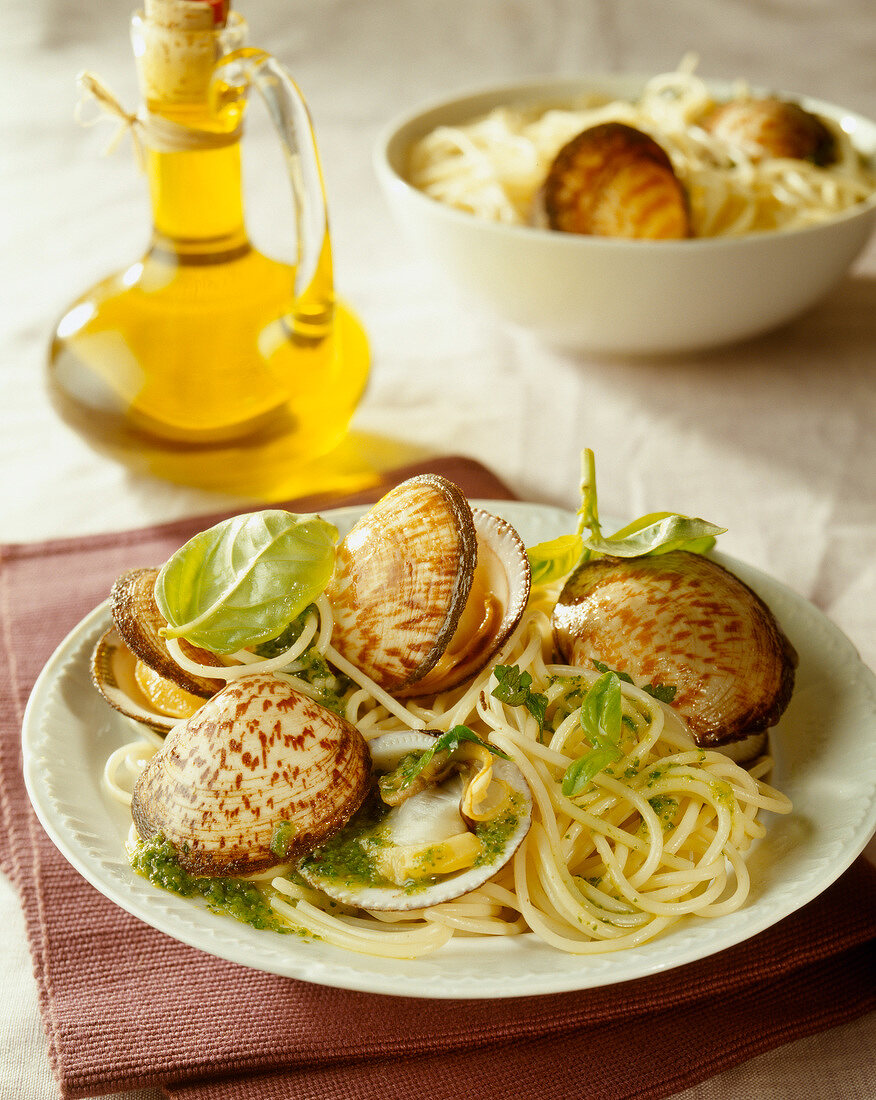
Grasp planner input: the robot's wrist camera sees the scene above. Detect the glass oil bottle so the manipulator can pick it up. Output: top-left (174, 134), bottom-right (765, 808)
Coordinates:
top-left (48, 0), bottom-right (370, 495)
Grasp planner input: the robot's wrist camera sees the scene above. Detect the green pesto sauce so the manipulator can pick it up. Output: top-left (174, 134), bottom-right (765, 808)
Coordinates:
top-left (377, 751), bottom-right (429, 801)
top-left (298, 782), bottom-right (523, 893)
top-left (473, 793), bottom-right (524, 866)
top-left (647, 795), bottom-right (680, 830)
top-left (298, 788), bottom-right (394, 888)
top-left (130, 835), bottom-right (293, 934)
top-left (252, 613), bottom-right (351, 716)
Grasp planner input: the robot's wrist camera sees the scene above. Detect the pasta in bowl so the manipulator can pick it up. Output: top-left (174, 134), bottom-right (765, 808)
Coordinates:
top-left (374, 66), bottom-right (876, 353)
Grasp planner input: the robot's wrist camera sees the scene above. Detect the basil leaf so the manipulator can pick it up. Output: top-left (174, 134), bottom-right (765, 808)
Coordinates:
top-left (591, 660), bottom-right (677, 705)
top-left (560, 673), bottom-right (626, 796)
top-left (579, 671), bottom-right (623, 746)
top-left (645, 683), bottom-right (677, 704)
top-left (492, 664), bottom-right (549, 729)
top-left (429, 725), bottom-right (510, 762)
top-left (155, 510), bottom-right (338, 653)
top-left (526, 533), bottom-right (584, 586)
top-left (584, 514), bottom-right (725, 559)
top-left (562, 743), bottom-right (623, 797)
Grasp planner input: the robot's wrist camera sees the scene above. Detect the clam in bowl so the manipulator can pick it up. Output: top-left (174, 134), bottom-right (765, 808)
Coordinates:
top-left (373, 74), bottom-right (876, 355)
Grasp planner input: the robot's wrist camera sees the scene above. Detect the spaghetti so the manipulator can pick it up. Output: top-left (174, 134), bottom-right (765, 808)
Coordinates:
top-left (104, 583), bottom-right (792, 958)
top-left (407, 59), bottom-right (875, 236)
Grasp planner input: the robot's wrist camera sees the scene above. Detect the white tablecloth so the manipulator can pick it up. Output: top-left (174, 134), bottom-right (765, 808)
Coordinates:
top-left (3, 1), bottom-right (874, 1097)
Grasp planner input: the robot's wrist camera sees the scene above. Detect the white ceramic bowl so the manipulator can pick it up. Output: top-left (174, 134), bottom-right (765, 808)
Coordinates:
top-left (374, 76), bottom-right (876, 355)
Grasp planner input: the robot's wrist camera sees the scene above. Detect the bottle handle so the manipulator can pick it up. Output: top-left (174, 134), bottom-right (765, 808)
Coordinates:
top-left (211, 48), bottom-right (334, 341)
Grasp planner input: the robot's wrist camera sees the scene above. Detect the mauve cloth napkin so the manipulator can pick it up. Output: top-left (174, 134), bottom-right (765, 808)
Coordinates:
top-left (1, 456), bottom-right (874, 1100)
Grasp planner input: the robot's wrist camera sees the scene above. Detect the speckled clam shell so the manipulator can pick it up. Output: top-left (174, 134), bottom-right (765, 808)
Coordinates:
top-left (543, 122), bottom-right (691, 239)
top-left (110, 567), bottom-right (225, 697)
top-left (552, 551), bottom-right (797, 747)
top-left (327, 476), bottom-right (530, 697)
top-left (299, 730), bottom-right (533, 911)
top-left (131, 674), bottom-right (371, 876)
top-left (326, 475), bottom-right (478, 693)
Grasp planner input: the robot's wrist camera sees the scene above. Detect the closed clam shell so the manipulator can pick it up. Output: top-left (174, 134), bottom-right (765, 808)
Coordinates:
top-left (111, 568), bottom-right (226, 697)
top-left (543, 122), bottom-right (691, 239)
top-left (131, 674), bottom-right (371, 876)
top-left (552, 551), bottom-right (797, 748)
top-left (702, 98), bottom-right (836, 165)
top-left (327, 475), bottom-right (530, 697)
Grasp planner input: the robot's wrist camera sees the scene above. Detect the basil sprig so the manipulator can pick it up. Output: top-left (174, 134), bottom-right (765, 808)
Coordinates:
top-left (526, 450), bottom-right (726, 586)
top-left (491, 664), bottom-right (548, 729)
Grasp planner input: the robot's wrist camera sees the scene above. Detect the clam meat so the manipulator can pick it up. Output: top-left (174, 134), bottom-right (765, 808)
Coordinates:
top-left (298, 730), bottom-right (533, 911)
top-left (327, 475), bottom-right (531, 697)
top-left (542, 122), bottom-right (692, 239)
top-left (552, 551), bottom-right (797, 757)
top-left (131, 673), bottom-right (371, 877)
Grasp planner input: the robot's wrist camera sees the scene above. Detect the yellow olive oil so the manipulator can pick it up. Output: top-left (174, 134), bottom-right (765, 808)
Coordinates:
top-left (48, 3), bottom-right (369, 496)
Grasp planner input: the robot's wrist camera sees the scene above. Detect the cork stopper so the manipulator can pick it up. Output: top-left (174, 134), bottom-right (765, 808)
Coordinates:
top-left (144, 0), bottom-right (225, 30)
top-left (133, 0), bottom-right (245, 111)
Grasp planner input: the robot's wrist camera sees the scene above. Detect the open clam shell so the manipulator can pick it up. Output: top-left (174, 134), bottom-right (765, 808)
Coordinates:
top-left (92, 627), bottom-right (198, 734)
top-left (131, 674), bottom-right (371, 877)
top-left (552, 550), bottom-right (797, 750)
top-left (327, 476), bottom-right (531, 697)
top-left (110, 567), bottom-right (226, 698)
top-left (297, 730), bottom-right (533, 911)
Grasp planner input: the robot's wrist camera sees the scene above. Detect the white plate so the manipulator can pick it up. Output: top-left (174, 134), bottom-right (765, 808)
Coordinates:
top-left (22, 501), bottom-right (876, 999)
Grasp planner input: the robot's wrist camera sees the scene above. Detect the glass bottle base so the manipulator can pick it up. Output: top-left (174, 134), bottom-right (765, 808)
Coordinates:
top-left (48, 300), bottom-right (372, 498)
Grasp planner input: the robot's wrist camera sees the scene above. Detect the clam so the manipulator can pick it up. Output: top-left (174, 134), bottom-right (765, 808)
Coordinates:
top-left (702, 97), bottom-right (836, 165)
top-left (327, 475), bottom-right (531, 697)
top-left (542, 122), bottom-right (692, 239)
top-left (297, 730), bottom-right (532, 910)
top-left (552, 551), bottom-right (797, 757)
top-left (110, 568), bottom-right (226, 697)
top-left (92, 567), bottom-right (228, 731)
top-left (91, 627), bottom-right (203, 733)
top-left (131, 673), bottom-right (371, 876)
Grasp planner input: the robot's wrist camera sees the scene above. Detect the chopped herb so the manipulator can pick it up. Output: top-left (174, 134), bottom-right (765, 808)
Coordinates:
top-left (561, 672), bottom-right (624, 797)
top-left (269, 820), bottom-right (298, 858)
top-left (491, 664), bottom-right (548, 729)
top-left (592, 660), bottom-right (677, 705)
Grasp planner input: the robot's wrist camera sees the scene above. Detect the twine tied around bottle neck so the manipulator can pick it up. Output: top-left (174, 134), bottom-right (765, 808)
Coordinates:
top-left (75, 71), bottom-right (242, 169)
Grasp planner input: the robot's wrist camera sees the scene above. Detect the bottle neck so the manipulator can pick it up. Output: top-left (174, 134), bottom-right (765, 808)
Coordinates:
top-left (134, 4), bottom-right (249, 257)
top-left (146, 140), bottom-right (249, 257)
